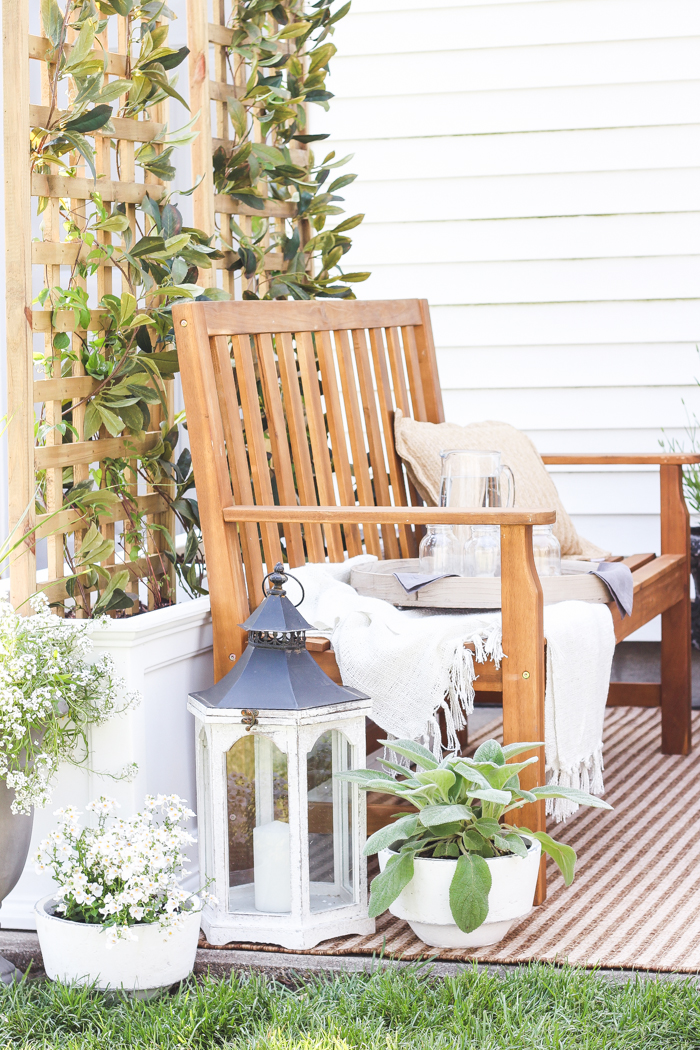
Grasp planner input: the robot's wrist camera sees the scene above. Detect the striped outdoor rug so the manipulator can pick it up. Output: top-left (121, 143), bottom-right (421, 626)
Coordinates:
top-left (203, 708), bottom-right (700, 972)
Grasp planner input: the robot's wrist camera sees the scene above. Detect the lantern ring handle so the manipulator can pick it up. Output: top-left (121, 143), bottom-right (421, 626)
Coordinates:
top-left (261, 567), bottom-right (305, 608)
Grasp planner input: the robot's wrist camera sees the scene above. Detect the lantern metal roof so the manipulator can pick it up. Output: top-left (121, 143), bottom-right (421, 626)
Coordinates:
top-left (189, 564), bottom-right (369, 712)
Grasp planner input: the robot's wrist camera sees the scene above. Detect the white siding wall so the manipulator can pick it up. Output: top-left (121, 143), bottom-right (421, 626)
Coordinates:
top-left (313, 0), bottom-right (700, 639)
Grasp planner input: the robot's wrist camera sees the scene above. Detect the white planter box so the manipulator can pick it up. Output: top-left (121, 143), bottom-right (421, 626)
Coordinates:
top-left (0, 598), bottom-right (213, 930)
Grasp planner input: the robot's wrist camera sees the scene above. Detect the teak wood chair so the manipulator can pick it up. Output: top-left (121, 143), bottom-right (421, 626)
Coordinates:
top-left (174, 297), bottom-right (697, 904)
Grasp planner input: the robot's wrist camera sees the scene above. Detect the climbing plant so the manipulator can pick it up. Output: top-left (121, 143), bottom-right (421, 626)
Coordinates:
top-left (212, 0), bottom-right (368, 300)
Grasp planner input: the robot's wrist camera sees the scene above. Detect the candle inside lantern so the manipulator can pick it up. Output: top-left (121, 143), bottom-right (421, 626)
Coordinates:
top-left (253, 820), bottom-right (291, 913)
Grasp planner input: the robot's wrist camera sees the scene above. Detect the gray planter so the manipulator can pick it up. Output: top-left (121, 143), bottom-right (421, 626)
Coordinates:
top-left (0, 781), bottom-right (33, 983)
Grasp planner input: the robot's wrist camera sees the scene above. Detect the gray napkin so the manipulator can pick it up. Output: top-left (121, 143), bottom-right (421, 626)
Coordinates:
top-left (393, 572), bottom-right (459, 595)
top-left (590, 561), bottom-right (634, 617)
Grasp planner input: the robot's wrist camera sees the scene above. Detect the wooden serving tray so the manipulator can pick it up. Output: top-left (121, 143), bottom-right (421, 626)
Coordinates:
top-left (350, 558), bottom-right (610, 609)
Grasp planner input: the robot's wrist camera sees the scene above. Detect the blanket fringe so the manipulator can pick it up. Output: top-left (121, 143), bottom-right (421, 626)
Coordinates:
top-left (545, 746), bottom-right (605, 822)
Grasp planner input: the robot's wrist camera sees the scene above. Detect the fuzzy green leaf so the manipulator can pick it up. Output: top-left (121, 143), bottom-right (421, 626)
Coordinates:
top-left (473, 739), bottom-right (505, 766)
top-left (517, 828), bottom-right (576, 886)
top-left (449, 853), bottom-right (492, 933)
top-left (418, 803), bottom-right (472, 827)
top-left (363, 813), bottom-right (419, 857)
top-left (368, 851), bottom-right (415, 918)
top-left (529, 786), bottom-right (612, 810)
top-left (380, 739), bottom-right (438, 770)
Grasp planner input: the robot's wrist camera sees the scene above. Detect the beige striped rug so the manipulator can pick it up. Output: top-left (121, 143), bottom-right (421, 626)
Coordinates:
top-left (203, 708), bottom-right (700, 972)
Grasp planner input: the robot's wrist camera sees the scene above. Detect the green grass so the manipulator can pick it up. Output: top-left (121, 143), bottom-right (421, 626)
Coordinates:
top-left (1, 962), bottom-right (700, 1049)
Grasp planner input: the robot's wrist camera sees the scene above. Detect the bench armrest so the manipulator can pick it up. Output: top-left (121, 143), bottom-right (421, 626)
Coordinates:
top-left (222, 505), bottom-right (556, 526)
top-left (541, 454), bottom-right (700, 465)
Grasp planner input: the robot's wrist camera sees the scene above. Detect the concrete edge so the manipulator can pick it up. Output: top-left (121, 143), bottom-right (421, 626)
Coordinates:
top-left (1, 932), bottom-right (698, 986)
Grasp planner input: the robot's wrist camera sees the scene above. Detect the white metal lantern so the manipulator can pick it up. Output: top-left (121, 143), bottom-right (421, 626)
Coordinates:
top-left (188, 565), bottom-right (375, 950)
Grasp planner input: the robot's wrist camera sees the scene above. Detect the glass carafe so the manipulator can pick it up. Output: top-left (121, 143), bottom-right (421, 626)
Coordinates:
top-left (532, 525), bottom-right (561, 576)
top-left (464, 525), bottom-right (501, 578)
top-left (419, 525), bottom-right (462, 575)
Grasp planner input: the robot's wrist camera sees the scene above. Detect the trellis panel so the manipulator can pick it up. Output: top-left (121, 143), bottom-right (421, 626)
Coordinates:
top-left (4, 1), bottom-right (175, 615)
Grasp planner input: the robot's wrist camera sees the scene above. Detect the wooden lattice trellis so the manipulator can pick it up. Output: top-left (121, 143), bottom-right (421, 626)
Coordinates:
top-left (4, 0), bottom-right (175, 615)
top-left (187, 0), bottom-right (311, 298)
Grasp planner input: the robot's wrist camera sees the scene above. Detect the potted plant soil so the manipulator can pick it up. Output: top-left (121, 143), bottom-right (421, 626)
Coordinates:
top-left (338, 738), bottom-right (611, 949)
top-left (33, 793), bottom-right (215, 992)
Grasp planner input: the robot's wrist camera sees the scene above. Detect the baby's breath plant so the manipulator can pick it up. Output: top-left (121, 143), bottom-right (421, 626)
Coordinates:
top-left (34, 794), bottom-right (216, 947)
top-left (0, 594), bottom-right (141, 814)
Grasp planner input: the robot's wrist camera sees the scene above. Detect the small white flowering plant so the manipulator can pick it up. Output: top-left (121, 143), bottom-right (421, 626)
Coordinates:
top-left (0, 593), bottom-right (141, 813)
top-left (34, 794), bottom-right (215, 946)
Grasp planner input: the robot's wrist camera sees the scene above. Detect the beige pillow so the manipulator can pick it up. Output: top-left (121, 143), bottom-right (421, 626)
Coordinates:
top-left (394, 410), bottom-right (608, 559)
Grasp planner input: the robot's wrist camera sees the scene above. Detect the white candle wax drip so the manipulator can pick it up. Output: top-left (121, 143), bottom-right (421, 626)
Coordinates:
top-left (253, 819), bottom-right (292, 913)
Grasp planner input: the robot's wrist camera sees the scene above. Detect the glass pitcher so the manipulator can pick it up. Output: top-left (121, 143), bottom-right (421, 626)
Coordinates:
top-left (439, 449), bottom-right (515, 548)
top-left (439, 449), bottom-right (515, 510)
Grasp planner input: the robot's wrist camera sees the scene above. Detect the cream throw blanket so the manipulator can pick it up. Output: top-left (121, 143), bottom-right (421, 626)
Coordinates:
top-left (292, 556), bottom-right (615, 820)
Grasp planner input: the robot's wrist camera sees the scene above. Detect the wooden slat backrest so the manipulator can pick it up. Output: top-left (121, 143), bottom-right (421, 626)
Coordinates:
top-left (174, 299), bottom-right (444, 680)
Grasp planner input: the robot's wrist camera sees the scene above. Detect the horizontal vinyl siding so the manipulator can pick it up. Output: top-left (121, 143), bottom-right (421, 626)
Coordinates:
top-left (313, 0), bottom-right (700, 640)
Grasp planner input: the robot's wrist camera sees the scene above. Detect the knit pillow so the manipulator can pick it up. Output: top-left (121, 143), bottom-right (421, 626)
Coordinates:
top-left (394, 410), bottom-right (608, 559)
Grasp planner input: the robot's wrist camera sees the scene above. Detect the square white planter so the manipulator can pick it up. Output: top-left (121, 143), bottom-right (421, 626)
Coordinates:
top-left (0, 597), bottom-right (213, 930)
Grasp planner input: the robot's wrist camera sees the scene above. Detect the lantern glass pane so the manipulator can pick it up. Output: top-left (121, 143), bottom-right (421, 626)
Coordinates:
top-left (226, 734), bottom-right (290, 914)
top-left (307, 729), bottom-right (355, 913)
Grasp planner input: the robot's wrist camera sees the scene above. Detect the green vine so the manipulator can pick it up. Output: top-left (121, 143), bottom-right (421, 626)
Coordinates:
top-left (33, 0), bottom-right (215, 616)
top-left (215, 0), bottom-right (369, 300)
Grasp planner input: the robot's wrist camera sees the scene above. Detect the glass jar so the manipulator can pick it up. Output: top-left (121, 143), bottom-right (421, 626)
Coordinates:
top-left (464, 525), bottom-right (501, 578)
top-left (532, 525), bottom-right (561, 576)
top-left (419, 525), bottom-right (462, 574)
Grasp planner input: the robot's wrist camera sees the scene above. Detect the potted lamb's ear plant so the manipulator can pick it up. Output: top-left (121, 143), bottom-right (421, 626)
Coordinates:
top-left (33, 794), bottom-right (216, 993)
top-left (337, 738), bottom-right (612, 949)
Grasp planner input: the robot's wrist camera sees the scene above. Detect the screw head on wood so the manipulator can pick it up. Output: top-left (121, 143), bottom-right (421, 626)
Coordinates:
top-left (180, 319), bottom-right (187, 327)
top-left (522, 671), bottom-right (530, 679)
top-left (229, 653), bottom-right (236, 661)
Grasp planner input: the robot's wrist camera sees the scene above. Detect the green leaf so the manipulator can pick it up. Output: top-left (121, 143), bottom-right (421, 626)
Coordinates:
top-left (161, 202), bottom-right (183, 239)
top-left (418, 803), bottom-right (472, 827)
top-left (380, 739), bottom-right (438, 770)
top-left (96, 79), bottom-right (133, 104)
top-left (331, 213), bottom-right (364, 234)
top-left (41, 0), bottom-right (64, 47)
top-left (529, 786), bottom-right (613, 811)
top-left (363, 813), bottom-right (419, 856)
top-left (335, 768), bottom-right (396, 786)
top-left (500, 833), bottom-right (529, 859)
top-left (414, 769), bottom-right (455, 801)
top-left (449, 853), bottom-right (492, 933)
top-left (277, 20), bottom-right (311, 38)
top-left (517, 828), bottom-right (576, 886)
top-left (97, 404), bottom-right (124, 437)
top-left (93, 570), bottom-right (131, 616)
top-left (83, 402), bottom-right (102, 440)
top-left (368, 851), bottom-right (415, 918)
top-left (473, 740), bottom-right (505, 766)
top-left (501, 742), bottom-right (544, 760)
top-left (473, 817), bottom-right (502, 838)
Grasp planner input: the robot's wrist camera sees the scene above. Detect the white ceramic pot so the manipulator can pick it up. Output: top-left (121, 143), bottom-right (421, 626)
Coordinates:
top-left (35, 894), bottom-right (202, 992)
top-left (1, 598), bottom-right (212, 930)
top-left (378, 838), bottom-right (542, 948)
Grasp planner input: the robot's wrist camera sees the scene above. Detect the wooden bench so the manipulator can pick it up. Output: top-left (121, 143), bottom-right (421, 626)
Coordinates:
top-left (173, 297), bottom-right (697, 903)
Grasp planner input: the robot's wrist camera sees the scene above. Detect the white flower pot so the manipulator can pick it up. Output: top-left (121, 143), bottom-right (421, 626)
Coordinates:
top-left (35, 894), bottom-right (202, 992)
top-left (378, 838), bottom-right (542, 949)
top-left (1, 599), bottom-right (212, 930)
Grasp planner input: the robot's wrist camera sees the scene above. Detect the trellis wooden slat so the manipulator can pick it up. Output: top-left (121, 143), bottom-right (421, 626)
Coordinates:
top-left (29, 108), bottom-right (165, 140)
top-left (5, 10), bottom-right (175, 614)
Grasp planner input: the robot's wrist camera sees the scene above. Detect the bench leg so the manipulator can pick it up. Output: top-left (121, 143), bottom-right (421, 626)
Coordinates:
top-left (661, 597), bottom-right (692, 754)
top-left (501, 524), bottom-right (547, 905)
top-left (660, 464), bottom-right (693, 756)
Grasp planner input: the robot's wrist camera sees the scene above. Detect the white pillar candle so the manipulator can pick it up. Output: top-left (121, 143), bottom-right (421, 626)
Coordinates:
top-left (253, 820), bottom-right (291, 913)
